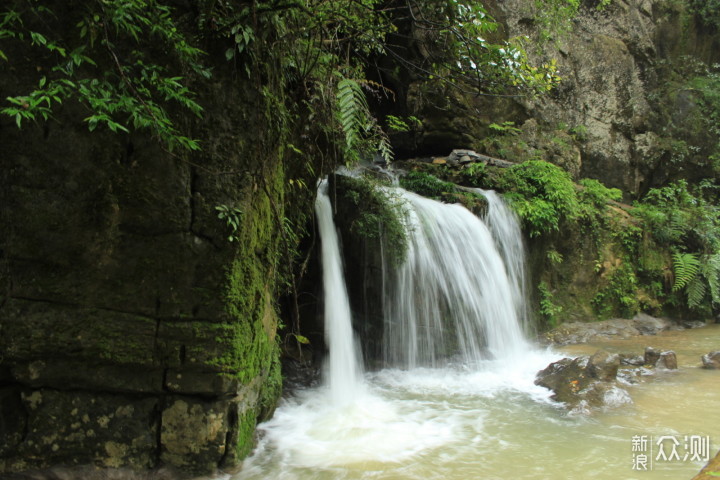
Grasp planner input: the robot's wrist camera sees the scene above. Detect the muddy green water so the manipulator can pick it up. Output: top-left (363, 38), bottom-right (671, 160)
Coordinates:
top-left (229, 325), bottom-right (720, 480)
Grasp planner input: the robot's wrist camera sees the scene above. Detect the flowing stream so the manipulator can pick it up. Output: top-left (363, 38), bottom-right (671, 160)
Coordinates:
top-left (230, 180), bottom-right (719, 480)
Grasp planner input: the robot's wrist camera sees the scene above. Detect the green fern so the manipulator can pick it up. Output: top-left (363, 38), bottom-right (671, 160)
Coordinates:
top-left (672, 251), bottom-right (700, 291)
top-left (336, 78), bottom-right (370, 156)
top-left (335, 77), bottom-right (395, 164)
top-left (701, 252), bottom-right (720, 304)
top-left (686, 275), bottom-right (706, 308)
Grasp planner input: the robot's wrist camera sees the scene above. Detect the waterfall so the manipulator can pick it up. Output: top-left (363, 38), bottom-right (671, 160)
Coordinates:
top-left (315, 179), bottom-right (364, 404)
top-left (237, 178), bottom-right (555, 478)
top-left (382, 187), bottom-right (529, 369)
top-left (478, 189), bottom-right (531, 335)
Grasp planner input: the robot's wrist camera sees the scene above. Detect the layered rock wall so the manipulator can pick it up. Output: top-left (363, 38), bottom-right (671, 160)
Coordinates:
top-left (0, 57), bottom-right (283, 476)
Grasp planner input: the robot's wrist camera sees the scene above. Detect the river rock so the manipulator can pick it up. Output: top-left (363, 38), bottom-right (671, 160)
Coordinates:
top-left (701, 351), bottom-right (720, 369)
top-left (535, 350), bottom-right (630, 413)
top-left (619, 354), bottom-right (645, 366)
top-left (644, 347), bottom-right (678, 370)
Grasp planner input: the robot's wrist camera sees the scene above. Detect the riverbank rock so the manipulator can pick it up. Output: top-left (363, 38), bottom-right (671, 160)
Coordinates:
top-left (542, 314), bottom-right (672, 345)
top-left (535, 350), bottom-right (631, 414)
top-left (692, 449), bottom-right (720, 480)
top-left (701, 351), bottom-right (720, 369)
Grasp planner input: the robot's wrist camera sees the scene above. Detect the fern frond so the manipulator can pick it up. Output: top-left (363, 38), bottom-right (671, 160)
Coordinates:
top-left (667, 211), bottom-right (687, 241)
top-left (672, 251), bottom-right (700, 291)
top-left (702, 252), bottom-right (720, 304)
top-left (686, 276), bottom-right (706, 309)
top-left (337, 78), bottom-right (370, 153)
top-left (376, 125), bottom-right (394, 164)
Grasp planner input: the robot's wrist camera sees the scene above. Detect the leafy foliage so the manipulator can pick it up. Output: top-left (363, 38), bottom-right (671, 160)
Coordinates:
top-left (688, 0), bottom-right (720, 28)
top-left (499, 160), bottom-right (579, 237)
top-left (216, 205), bottom-right (244, 242)
top-left (633, 181), bottom-right (720, 311)
top-left (460, 162), bottom-right (487, 187)
top-left (538, 281), bottom-right (563, 327)
top-left (200, 0), bottom-right (561, 166)
top-left (1, 0), bottom-right (208, 151)
top-left (672, 252), bottom-right (700, 292)
top-left (592, 263), bottom-right (640, 318)
top-left (400, 171), bottom-right (457, 200)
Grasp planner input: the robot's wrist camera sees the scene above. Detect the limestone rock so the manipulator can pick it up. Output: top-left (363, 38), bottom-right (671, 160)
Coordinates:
top-left (160, 398), bottom-right (231, 472)
top-left (702, 351), bottom-right (720, 369)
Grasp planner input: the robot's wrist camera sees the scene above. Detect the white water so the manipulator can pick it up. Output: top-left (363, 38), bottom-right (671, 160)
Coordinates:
top-left (479, 189), bottom-right (531, 334)
top-left (231, 180), bottom-right (719, 480)
top-left (314, 179), bottom-right (364, 405)
top-left (382, 188), bottom-right (529, 367)
top-left (232, 180), bottom-right (565, 478)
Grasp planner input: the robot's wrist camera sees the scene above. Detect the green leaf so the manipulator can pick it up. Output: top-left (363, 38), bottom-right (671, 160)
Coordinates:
top-left (673, 252), bottom-right (700, 292)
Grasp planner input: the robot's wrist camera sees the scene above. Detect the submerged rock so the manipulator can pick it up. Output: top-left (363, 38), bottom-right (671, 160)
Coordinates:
top-left (542, 314), bottom-right (672, 345)
top-left (535, 350), bottom-right (630, 413)
top-left (701, 351), bottom-right (720, 369)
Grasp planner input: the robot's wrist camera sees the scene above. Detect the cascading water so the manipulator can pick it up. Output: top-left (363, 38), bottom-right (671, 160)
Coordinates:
top-left (478, 188), bottom-right (531, 334)
top-left (235, 176), bottom-right (562, 479)
top-left (382, 188), bottom-right (529, 368)
top-left (234, 175), bottom-right (719, 480)
top-left (314, 179), bottom-right (364, 404)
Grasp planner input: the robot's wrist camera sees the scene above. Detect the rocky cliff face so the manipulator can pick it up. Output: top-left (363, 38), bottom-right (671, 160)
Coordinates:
top-left (0, 58), bottom-right (285, 474)
top-left (399, 0), bottom-right (720, 197)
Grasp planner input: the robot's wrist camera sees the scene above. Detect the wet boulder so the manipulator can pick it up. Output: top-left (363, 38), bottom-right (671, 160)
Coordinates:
top-left (644, 347), bottom-right (678, 370)
top-left (701, 351), bottom-right (720, 369)
top-left (535, 350), bottom-right (630, 413)
top-left (619, 354), bottom-right (645, 366)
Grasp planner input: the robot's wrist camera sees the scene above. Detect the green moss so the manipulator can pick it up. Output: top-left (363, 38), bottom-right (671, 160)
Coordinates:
top-left (209, 160), bottom-right (286, 460)
top-left (234, 410), bottom-right (257, 460)
top-left (337, 175), bottom-right (409, 266)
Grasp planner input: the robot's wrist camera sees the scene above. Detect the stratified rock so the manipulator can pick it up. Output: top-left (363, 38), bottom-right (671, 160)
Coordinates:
top-left (535, 350), bottom-right (629, 413)
top-left (701, 351), bottom-right (720, 369)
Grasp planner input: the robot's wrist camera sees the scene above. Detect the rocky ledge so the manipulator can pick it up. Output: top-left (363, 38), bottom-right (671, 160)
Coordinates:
top-left (541, 313), bottom-right (686, 346)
